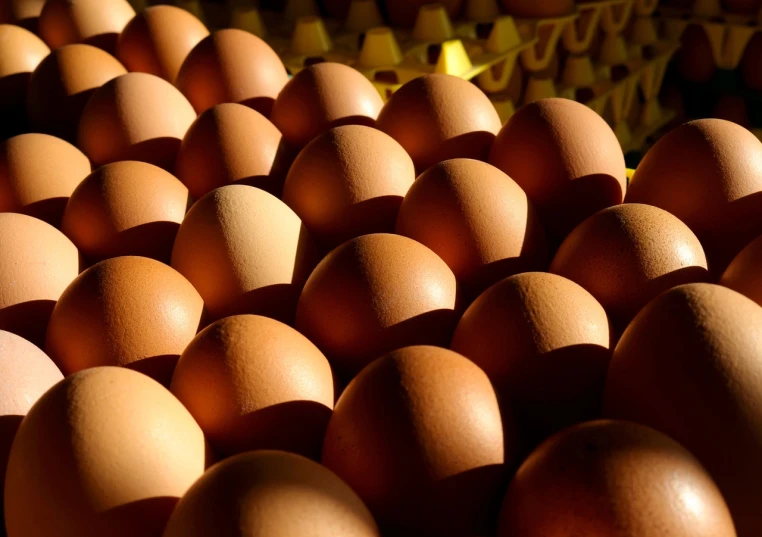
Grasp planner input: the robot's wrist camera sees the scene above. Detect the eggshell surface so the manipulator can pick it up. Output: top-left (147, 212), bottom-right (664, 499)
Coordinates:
top-left (61, 161), bottom-right (189, 263)
top-left (721, 235), bottom-right (762, 307)
top-left (676, 24), bottom-right (716, 83)
top-left (170, 314), bottom-right (334, 458)
top-left (604, 283), bottom-right (762, 537)
top-left (163, 450), bottom-right (380, 537)
top-left (4, 367), bottom-right (210, 537)
top-left (0, 0), bottom-right (45, 31)
top-left (282, 125), bottom-right (415, 249)
top-left (38, 0), bottom-right (135, 53)
top-left (45, 256), bottom-right (204, 386)
top-left (498, 420), bottom-right (736, 537)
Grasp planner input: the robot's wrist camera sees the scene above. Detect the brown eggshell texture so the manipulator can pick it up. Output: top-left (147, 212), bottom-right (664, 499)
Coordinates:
top-left (270, 62), bottom-right (384, 148)
top-left (498, 420), bottom-right (736, 537)
top-left (282, 125), bottom-right (415, 250)
top-left (61, 161), bottom-right (189, 263)
top-left (171, 185), bottom-right (320, 325)
top-left (163, 450), bottom-right (380, 537)
top-left (116, 5), bottom-right (209, 83)
top-left (77, 72), bottom-right (197, 171)
top-left (0, 0), bottom-right (45, 31)
top-left (0, 133), bottom-right (91, 227)
top-left (45, 256), bottom-right (204, 386)
top-left (396, 158), bottom-right (548, 299)
top-left (38, 0), bottom-right (135, 53)
top-left (604, 283), bottom-right (762, 537)
top-left (4, 366), bottom-right (210, 537)
top-left (721, 234), bottom-right (762, 307)
top-left (175, 103), bottom-right (288, 199)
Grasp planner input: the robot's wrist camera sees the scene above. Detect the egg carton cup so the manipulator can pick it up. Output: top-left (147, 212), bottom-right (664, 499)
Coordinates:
top-left (625, 99), bottom-right (676, 153)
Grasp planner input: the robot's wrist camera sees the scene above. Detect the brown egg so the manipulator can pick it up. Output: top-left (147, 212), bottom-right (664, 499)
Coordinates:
top-left (385, 0), bottom-right (463, 26)
top-left (376, 74), bottom-right (502, 173)
top-left (295, 233), bottom-right (460, 377)
top-left (45, 256), bottom-right (204, 386)
top-left (78, 72), bottom-right (196, 170)
top-left (5, 366), bottom-right (210, 537)
top-left (720, 234), bottom-right (762, 307)
top-left (451, 272), bottom-right (611, 444)
top-left (499, 0), bottom-right (574, 17)
top-left (322, 346), bottom-right (511, 537)
top-left (27, 44), bottom-right (127, 143)
top-left (712, 95), bottom-right (750, 128)
top-left (0, 213), bottom-right (80, 347)
top-left (116, 5), bottom-right (209, 83)
top-left (175, 103), bottom-right (288, 199)
top-left (0, 0), bottom-right (45, 32)
top-left (626, 119), bottom-right (762, 275)
top-left (723, 0), bottom-right (762, 14)
top-left (742, 33), bottom-right (762, 91)
top-left (170, 315), bottom-right (333, 458)
top-left (0, 330), bottom-right (62, 528)
top-left (677, 24), bottom-right (716, 84)
top-left (38, 0), bottom-right (135, 53)
top-left (550, 204), bottom-right (710, 327)
top-left (163, 450), bottom-right (380, 537)
top-left (604, 283), bottom-right (762, 537)
top-left (282, 125), bottom-right (415, 249)
top-left (498, 420), bottom-right (735, 537)
top-left (396, 159), bottom-right (547, 299)
top-left (0, 133), bottom-right (91, 227)
top-left (270, 62), bottom-right (384, 148)
top-left (176, 28), bottom-right (289, 117)
top-left (171, 185), bottom-right (319, 325)
top-left (489, 98), bottom-right (626, 243)
top-left (61, 161), bottom-right (189, 263)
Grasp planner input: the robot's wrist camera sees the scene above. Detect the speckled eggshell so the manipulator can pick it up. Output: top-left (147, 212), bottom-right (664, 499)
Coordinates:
top-left (626, 119), bottom-right (762, 275)
top-left (27, 44), bottom-right (126, 142)
top-left (282, 125), bottom-right (415, 250)
top-left (376, 74), bottom-right (502, 173)
top-left (116, 5), bottom-right (209, 83)
top-left (176, 29), bottom-right (289, 117)
top-left (0, 133), bottom-right (91, 227)
top-left (171, 185), bottom-right (320, 325)
top-left (604, 283), bottom-right (762, 537)
top-left (488, 98), bottom-right (626, 242)
top-left (61, 161), bottom-right (189, 263)
top-left (720, 234), bottom-right (762, 307)
top-left (0, 0), bottom-right (45, 31)
top-left (549, 204), bottom-right (710, 327)
top-left (499, 0), bottom-right (574, 17)
top-left (45, 256), bottom-right (204, 386)
top-left (295, 233), bottom-right (460, 378)
top-left (385, 0), bottom-right (464, 26)
top-left (4, 367), bottom-right (210, 537)
top-left (396, 159), bottom-right (548, 299)
top-left (170, 314), bottom-right (333, 459)
top-left (38, 0), bottom-right (135, 53)
top-left (676, 24), bottom-right (716, 83)
top-left (0, 213), bottom-right (80, 347)
top-left (270, 62), bottom-right (384, 148)
top-left (451, 272), bottom-right (611, 444)
top-left (77, 72), bottom-right (197, 170)
top-left (322, 346), bottom-right (512, 537)
top-left (175, 103), bottom-right (288, 199)
top-left (163, 450), bottom-right (380, 537)
top-left (497, 420), bottom-right (735, 537)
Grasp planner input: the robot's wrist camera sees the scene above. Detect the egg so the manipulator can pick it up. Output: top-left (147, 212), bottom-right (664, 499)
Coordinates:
top-left (270, 62), bottom-right (384, 148)
top-left (376, 74), bottom-right (502, 173)
top-left (175, 103), bottom-right (288, 199)
top-left (742, 33), bottom-right (762, 91)
top-left (77, 72), bottom-right (197, 170)
top-left (499, 0), bottom-right (574, 17)
top-left (170, 314), bottom-right (333, 458)
top-left (626, 119), bottom-right (762, 275)
top-left (295, 233), bottom-right (460, 377)
top-left (163, 450), bottom-right (380, 537)
top-left (604, 283), bottom-right (762, 537)
top-left (0, 133), bottom-right (91, 227)
top-left (723, 0), bottom-right (762, 14)
top-left (282, 125), bottom-right (415, 250)
top-left (720, 234), bottom-right (762, 307)
top-left (176, 28), bottom-right (289, 117)
top-left (38, 0), bottom-right (135, 53)
top-left (451, 272), bottom-right (611, 444)
top-left (116, 5), bottom-right (209, 83)
top-left (677, 24), bottom-right (716, 83)
top-left (171, 185), bottom-right (320, 325)
top-left (0, 213), bottom-right (80, 347)
top-left (497, 420), bottom-right (735, 537)
top-left (0, 0), bottom-right (45, 32)
top-left (322, 345), bottom-right (511, 537)
top-left (712, 95), bottom-right (750, 128)
top-left (61, 161), bottom-right (189, 263)
top-left (385, 0), bottom-right (463, 26)
top-left (396, 159), bottom-right (548, 299)
top-left (489, 98), bottom-right (626, 243)
top-left (550, 204), bottom-right (710, 327)
top-left (45, 256), bottom-right (204, 385)
top-left (4, 367), bottom-right (210, 537)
